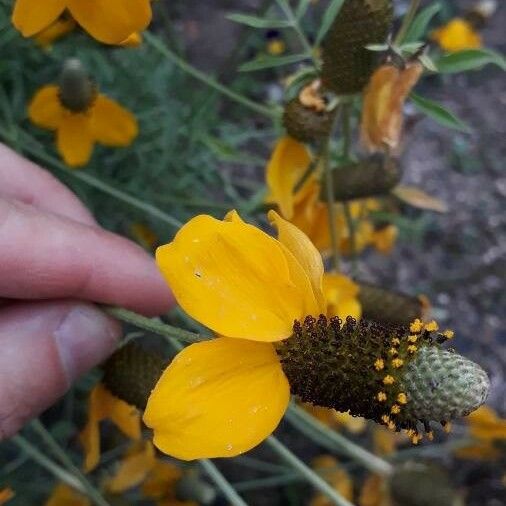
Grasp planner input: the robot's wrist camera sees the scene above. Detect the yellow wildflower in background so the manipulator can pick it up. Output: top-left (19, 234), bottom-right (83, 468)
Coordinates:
top-left (79, 383), bottom-right (142, 472)
top-left (323, 273), bottom-right (361, 320)
top-left (44, 484), bottom-right (90, 506)
top-left (361, 62), bottom-right (423, 153)
top-left (0, 489), bottom-right (14, 505)
top-left (12, 0), bottom-right (151, 45)
top-left (144, 210), bottom-right (327, 459)
top-left (303, 403), bottom-right (367, 434)
top-left (432, 18), bottom-right (482, 52)
top-left (310, 455), bottom-right (354, 506)
top-left (359, 474), bottom-right (391, 506)
top-left (29, 81), bottom-right (138, 167)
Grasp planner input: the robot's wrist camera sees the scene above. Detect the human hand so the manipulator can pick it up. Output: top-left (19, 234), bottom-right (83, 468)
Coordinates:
top-left (0, 144), bottom-right (173, 439)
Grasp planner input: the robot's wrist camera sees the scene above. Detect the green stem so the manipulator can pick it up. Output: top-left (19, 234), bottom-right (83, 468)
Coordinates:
top-left (287, 405), bottom-right (393, 477)
top-left (293, 143), bottom-right (325, 194)
top-left (143, 32), bottom-right (279, 120)
top-left (199, 460), bottom-right (249, 506)
top-left (265, 437), bottom-right (355, 506)
top-left (29, 420), bottom-right (109, 506)
top-left (0, 127), bottom-right (182, 230)
top-left (105, 307), bottom-right (208, 344)
top-left (394, 0), bottom-right (421, 46)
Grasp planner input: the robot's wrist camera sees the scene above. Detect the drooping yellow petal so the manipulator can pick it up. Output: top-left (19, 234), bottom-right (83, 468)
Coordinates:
top-left (119, 32), bottom-right (143, 47)
top-left (359, 474), bottom-right (391, 506)
top-left (28, 85), bottom-right (64, 130)
top-left (141, 460), bottom-right (182, 500)
top-left (156, 213), bottom-right (314, 341)
top-left (0, 488), bottom-right (14, 505)
top-left (91, 95), bottom-right (138, 147)
top-left (431, 18), bottom-right (482, 52)
top-left (266, 136), bottom-right (312, 219)
top-left (311, 456), bottom-right (354, 506)
top-left (144, 337), bottom-right (290, 460)
top-left (105, 441), bottom-right (156, 493)
top-left (56, 113), bottom-right (94, 167)
top-left (79, 384), bottom-right (141, 472)
top-left (323, 273), bottom-right (361, 320)
top-left (44, 484), bottom-right (90, 506)
top-left (269, 210), bottom-right (325, 312)
top-left (466, 405), bottom-right (506, 441)
top-left (12, 0), bottom-right (66, 37)
top-left (34, 17), bottom-right (76, 48)
top-left (67, 0), bottom-right (151, 44)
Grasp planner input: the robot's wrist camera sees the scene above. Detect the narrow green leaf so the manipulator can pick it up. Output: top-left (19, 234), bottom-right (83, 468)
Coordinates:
top-left (436, 48), bottom-right (506, 73)
top-left (410, 92), bottom-right (470, 132)
top-left (315, 0), bottom-right (345, 46)
top-left (419, 53), bottom-right (437, 72)
top-left (365, 43), bottom-right (389, 52)
top-left (403, 2), bottom-right (442, 43)
top-left (296, 0), bottom-right (312, 20)
top-left (226, 13), bottom-right (292, 29)
top-left (238, 53), bottom-right (308, 72)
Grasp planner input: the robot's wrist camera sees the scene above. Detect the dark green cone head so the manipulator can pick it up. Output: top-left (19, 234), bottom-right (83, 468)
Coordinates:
top-left (58, 58), bottom-right (96, 112)
top-left (276, 316), bottom-right (489, 441)
top-left (358, 283), bottom-right (424, 326)
top-left (102, 343), bottom-right (167, 411)
top-left (321, 0), bottom-right (393, 94)
top-left (321, 156), bottom-right (401, 202)
top-left (282, 98), bottom-right (334, 142)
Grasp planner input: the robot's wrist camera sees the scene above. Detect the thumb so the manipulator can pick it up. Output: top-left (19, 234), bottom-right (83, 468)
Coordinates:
top-left (0, 300), bottom-right (121, 440)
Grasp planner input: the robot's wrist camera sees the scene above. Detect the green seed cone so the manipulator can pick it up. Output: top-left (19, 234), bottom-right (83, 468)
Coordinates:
top-left (321, 0), bottom-right (393, 95)
top-left (102, 343), bottom-right (167, 411)
top-left (59, 58), bottom-right (96, 112)
top-left (321, 156), bottom-right (401, 202)
top-left (358, 283), bottom-right (424, 326)
top-left (389, 463), bottom-right (463, 506)
top-left (277, 316), bottom-right (489, 435)
top-left (399, 346), bottom-right (490, 422)
top-left (282, 98), bottom-right (335, 142)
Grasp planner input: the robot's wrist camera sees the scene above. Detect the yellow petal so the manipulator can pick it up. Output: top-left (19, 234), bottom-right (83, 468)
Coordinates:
top-left (44, 484), bottom-right (90, 506)
top-left (311, 456), bottom-right (354, 505)
top-left (266, 136), bottom-right (311, 219)
top-left (91, 95), bottom-right (138, 146)
top-left (141, 460), bottom-right (182, 500)
top-left (0, 488), bottom-right (14, 505)
top-left (28, 85), bottom-right (64, 130)
top-left (156, 213), bottom-right (312, 341)
top-left (119, 31), bottom-right (143, 47)
top-left (79, 384), bottom-right (141, 472)
top-left (144, 337), bottom-right (290, 460)
top-left (12, 0), bottom-right (65, 37)
top-left (57, 113), bottom-right (94, 167)
top-left (67, 0), bottom-right (151, 44)
top-left (359, 474), bottom-right (391, 506)
top-left (34, 17), bottom-right (76, 48)
top-left (392, 185), bottom-right (448, 213)
top-left (431, 18), bottom-right (482, 52)
top-left (268, 210), bottom-right (325, 312)
top-left (106, 441), bottom-right (156, 493)
top-left (371, 225), bottom-right (398, 255)
top-left (323, 273), bottom-right (361, 320)
top-left (467, 405), bottom-right (506, 441)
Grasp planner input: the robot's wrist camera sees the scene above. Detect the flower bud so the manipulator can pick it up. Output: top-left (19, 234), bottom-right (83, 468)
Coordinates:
top-left (283, 98), bottom-right (334, 143)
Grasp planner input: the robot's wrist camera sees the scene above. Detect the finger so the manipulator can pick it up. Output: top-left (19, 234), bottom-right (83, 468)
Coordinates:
top-left (0, 300), bottom-right (121, 440)
top-left (0, 143), bottom-right (96, 225)
top-left (0, 198), bottom-right (173, 315)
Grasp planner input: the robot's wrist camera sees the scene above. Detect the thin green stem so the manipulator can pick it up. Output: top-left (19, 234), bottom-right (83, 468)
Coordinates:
top-left (394, 0), bottom-right (421, 46)
top-left (287, 405), bottom-right (393, 476)
top-left (29, 420), bottom-right (109, 506)
top-left (0, 127), bottom-right (182, 229)
top-left (293, 143), bottom-right (325, 194)
top-left (143, 32), bottom-right (279, 120)
top-left (105, 307), bottom-right (208, 344)
top-left (265, 437), bottom-right (355, 506)
top-left (10, 435), bottom-right (88, 499)
top-left (199, 460), bottom-right (249, 506)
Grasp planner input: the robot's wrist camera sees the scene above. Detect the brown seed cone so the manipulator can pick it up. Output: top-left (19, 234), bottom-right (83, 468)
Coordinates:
top-left (321, 156), bottom-right (401, 202)
top-left (282, 98), bottom-right (335, 142)
top-left (321, 0), bottom-right (393, 95)
top-left (58, 58), bottom-right (96, 112)
top-left (102, 343), bottom-right (167, 411)
top-left (358, 283), bottom-right (424, 326)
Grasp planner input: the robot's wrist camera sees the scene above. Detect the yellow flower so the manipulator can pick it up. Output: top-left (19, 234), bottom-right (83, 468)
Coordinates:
top-left (29, 83), bottom-right (138, 167)
top-left (370, 225), bottom-right (398, 255)
top-left (359, 474), bottom-right (391, 506)
top-left (12, 0), bottom-right (151, 45)
top-left (0, 488), bottom-right (14, 505)
top-left (44, 484), bottom-right (90, 506)
top-left (323, 273), bottom-right (361, 320)
top-left (144, 210), bottom-right (326, 460)
top-left (33, 16), bottom-right (76, 48)
top-left (310, 455), bottom-right (354, 506)
top-left (267, 38), bottom-right (286, 56)
top-left (431, 18), bottom-right (482, 52)
top-left (302, 403), bottom-right (367, 434)
top-left (79, 383), bottom-right (142, 472)
top-left (361, 62), bottom-right (423, 153)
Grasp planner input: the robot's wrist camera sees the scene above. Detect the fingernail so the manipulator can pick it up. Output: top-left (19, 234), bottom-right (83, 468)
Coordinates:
top-left (54, 304), bottom-right (121, 383)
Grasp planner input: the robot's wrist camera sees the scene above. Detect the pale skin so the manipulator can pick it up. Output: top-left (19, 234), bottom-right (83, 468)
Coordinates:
top-left (0, 143), bottom-right (174, 440)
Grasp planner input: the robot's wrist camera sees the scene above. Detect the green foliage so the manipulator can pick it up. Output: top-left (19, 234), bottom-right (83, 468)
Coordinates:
top-left (436, 48), bottom-right (506, 73)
